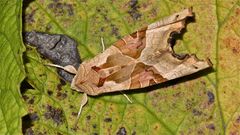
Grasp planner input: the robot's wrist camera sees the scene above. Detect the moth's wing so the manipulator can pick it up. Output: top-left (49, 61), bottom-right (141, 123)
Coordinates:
top-left (71, 45), bottom-right (138, 95)
top-left (72, 8), bottom-right (212, 96)
top-left (138, 8), bottom-right (212, 81)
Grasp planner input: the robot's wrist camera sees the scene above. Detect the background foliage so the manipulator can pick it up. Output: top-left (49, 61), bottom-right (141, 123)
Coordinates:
top-left (1, 0), bottom-right (240, 134)
top-left (0, 1), bottom-right (26, 134)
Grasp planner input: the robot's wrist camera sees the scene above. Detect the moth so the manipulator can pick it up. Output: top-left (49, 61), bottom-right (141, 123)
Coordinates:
top-left (59, 8), bottom-right (212, 95)
top-left (49, 8), bottom-right (212, 124)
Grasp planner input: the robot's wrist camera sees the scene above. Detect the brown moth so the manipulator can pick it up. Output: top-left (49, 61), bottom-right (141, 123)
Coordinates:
top-left (48, 8), bottom-right (213, 125)
top-left (67, 8), bottom-right (212, 96)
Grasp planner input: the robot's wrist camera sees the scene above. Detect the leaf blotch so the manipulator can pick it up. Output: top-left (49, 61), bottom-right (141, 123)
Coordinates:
top-left (192, 109), bottom-right (202, 116)
top-left (110, 24), bottom-right (121, 39)
top-left (28, 97), bottom-right (35, 104)
top-left (185, 99), bottom-right (194, 110)
top-left (57, 80), bottom-right (66, 91)
top-left (206, 123), bottom-right (215, 130)
top-left (71, 112), bottom-right (77, 116)
top-left (207, 91), bottom-right (215, 104)
top-left (47, 90), bottom-right (53, 96)
top-left (23, 7), bottom-right (37, 24)
top-left (104, 117), bottom-right (112, 122)
top-left (128, 0), bottom-right (141, 20)
top-left (44, 105), bottom-right (64, 125)
top-left (116, 127), bottom-right (127, 135)
top-left (29, 112), bottom-right (39, 121)
top-left (86, 115), bottom-right (91, 120)
top-left (48, 1), bottom-right (74, 16)
top-left (236, 116), bottom-right (240, 123)
top-left (56, 91), bottom-right (67, 100)
top-left (223, 37), bottom-right (240, 55)
top-left (25, 128), bottom-right (34, 135)
top-left (92, 124), bottom-right (97, 129)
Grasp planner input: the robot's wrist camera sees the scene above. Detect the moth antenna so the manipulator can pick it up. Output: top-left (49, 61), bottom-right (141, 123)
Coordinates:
top-left (46, 63), bottom-right (77, 74)
top-left (100, 37), bottom-right (105, 52)
top-left (120, 91), bottom-right (132, 103)
top-left (74, 93), bottom-right (88, 128)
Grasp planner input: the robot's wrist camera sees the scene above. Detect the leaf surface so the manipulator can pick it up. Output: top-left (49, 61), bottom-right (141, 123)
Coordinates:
top-left (0, 0), bottom-right (27, 134)
top-left (23, 0), bottom-right (240, 134)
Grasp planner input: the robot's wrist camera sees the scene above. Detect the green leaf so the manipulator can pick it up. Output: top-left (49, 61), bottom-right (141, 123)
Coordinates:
top-left (22, 0), bottom-right (240, 134)
top-left (0, 0), bottom-right (27, 134)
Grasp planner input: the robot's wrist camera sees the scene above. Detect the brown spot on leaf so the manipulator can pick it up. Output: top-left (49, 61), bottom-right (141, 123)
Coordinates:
top-left (60, 79), bottom-right (66, 85)
top-left (111, 24), bottom-right (121, 39)
top-left (57, 84), bottom-right (63, 91)
top-left (28, 97), bottom-right (35, 104)
top-left (71, 112), bottom-right (77, 116)
top-left (230, 131), bottom-right (239, 135)
top-left (86, 115), bottom-right (91, 120)
top-left (24, 9), bottom-right (37, 24)
top-left (57, 132), bottom-right (63, 135)
top-left (92, 124), bottom-right (97, 129)
top-left (104, 117), bottom-right (112, 122)
top-left (235, 8), bottom-right (240, 16)
top-left (96, 6), bottom-right (120, 38)
top-left (29, 112), bottom-right (39, 121)
top-left (236, 116), bottom-right (240, 123)
top-left (192, 109), bottom-right (202, 116)
top-left (206, 123), bottom-right (215, 130)
top-left (56, 91), bottom-right (67, 99)
top-left (48, 1), bottom-right (74, 16)
top-left (128, 0), bottom-right (141, 20)
top-left (47, 90), bottom-right (53, 96)
top-left (151, 8), bottom-right (157, 17)
top-left (22, 95), bottom-right (29, 101)
top-left (173, 92), bottom-right (182, 97)
top-left (185, 99), bottom-right (194, 110)
top-left (25, 128), bottom-right (34, 135)
top-left (44, 105), bottom-right (64, 125)
top-left (197, 130), bottom-right (204, 135)
top-left (116, 127), bottom-right (127, 135)
top-left (223, 37), bottom-right (240, 55)
top-left (154, 125), bottom-right (159, 130)
top-left (207, 91), bottom-right (215, 104)
top-left (39, 74), bottom-right (44, 77)
top-left (46, 24), bottom-right (52, 31)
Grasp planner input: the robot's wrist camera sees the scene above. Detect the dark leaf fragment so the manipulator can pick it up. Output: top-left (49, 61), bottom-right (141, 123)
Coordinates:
top-left (24, 31), bottom-right (81, 82)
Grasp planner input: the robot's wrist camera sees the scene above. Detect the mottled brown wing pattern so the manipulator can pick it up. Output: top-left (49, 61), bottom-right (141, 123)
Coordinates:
top-left (71, 8), bottom-right (212, 96)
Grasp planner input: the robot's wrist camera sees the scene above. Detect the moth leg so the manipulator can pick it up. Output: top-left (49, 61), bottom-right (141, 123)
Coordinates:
top-left (46, 63), bottom-right (77, 74)
top-left (120, 91), bottom-right (132, 103)
top-left (74, 93), bottom-right (88, 128)
top-left (136, 30), bottom-right (139, 39)
top-left (100, 37), bottom-right (105, 52)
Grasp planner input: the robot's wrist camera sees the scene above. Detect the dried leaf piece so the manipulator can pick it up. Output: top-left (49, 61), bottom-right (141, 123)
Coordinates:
top-left (24, 31), bottom-right (81, 82)
top-left (71, 8), bottom-right (212, 95)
